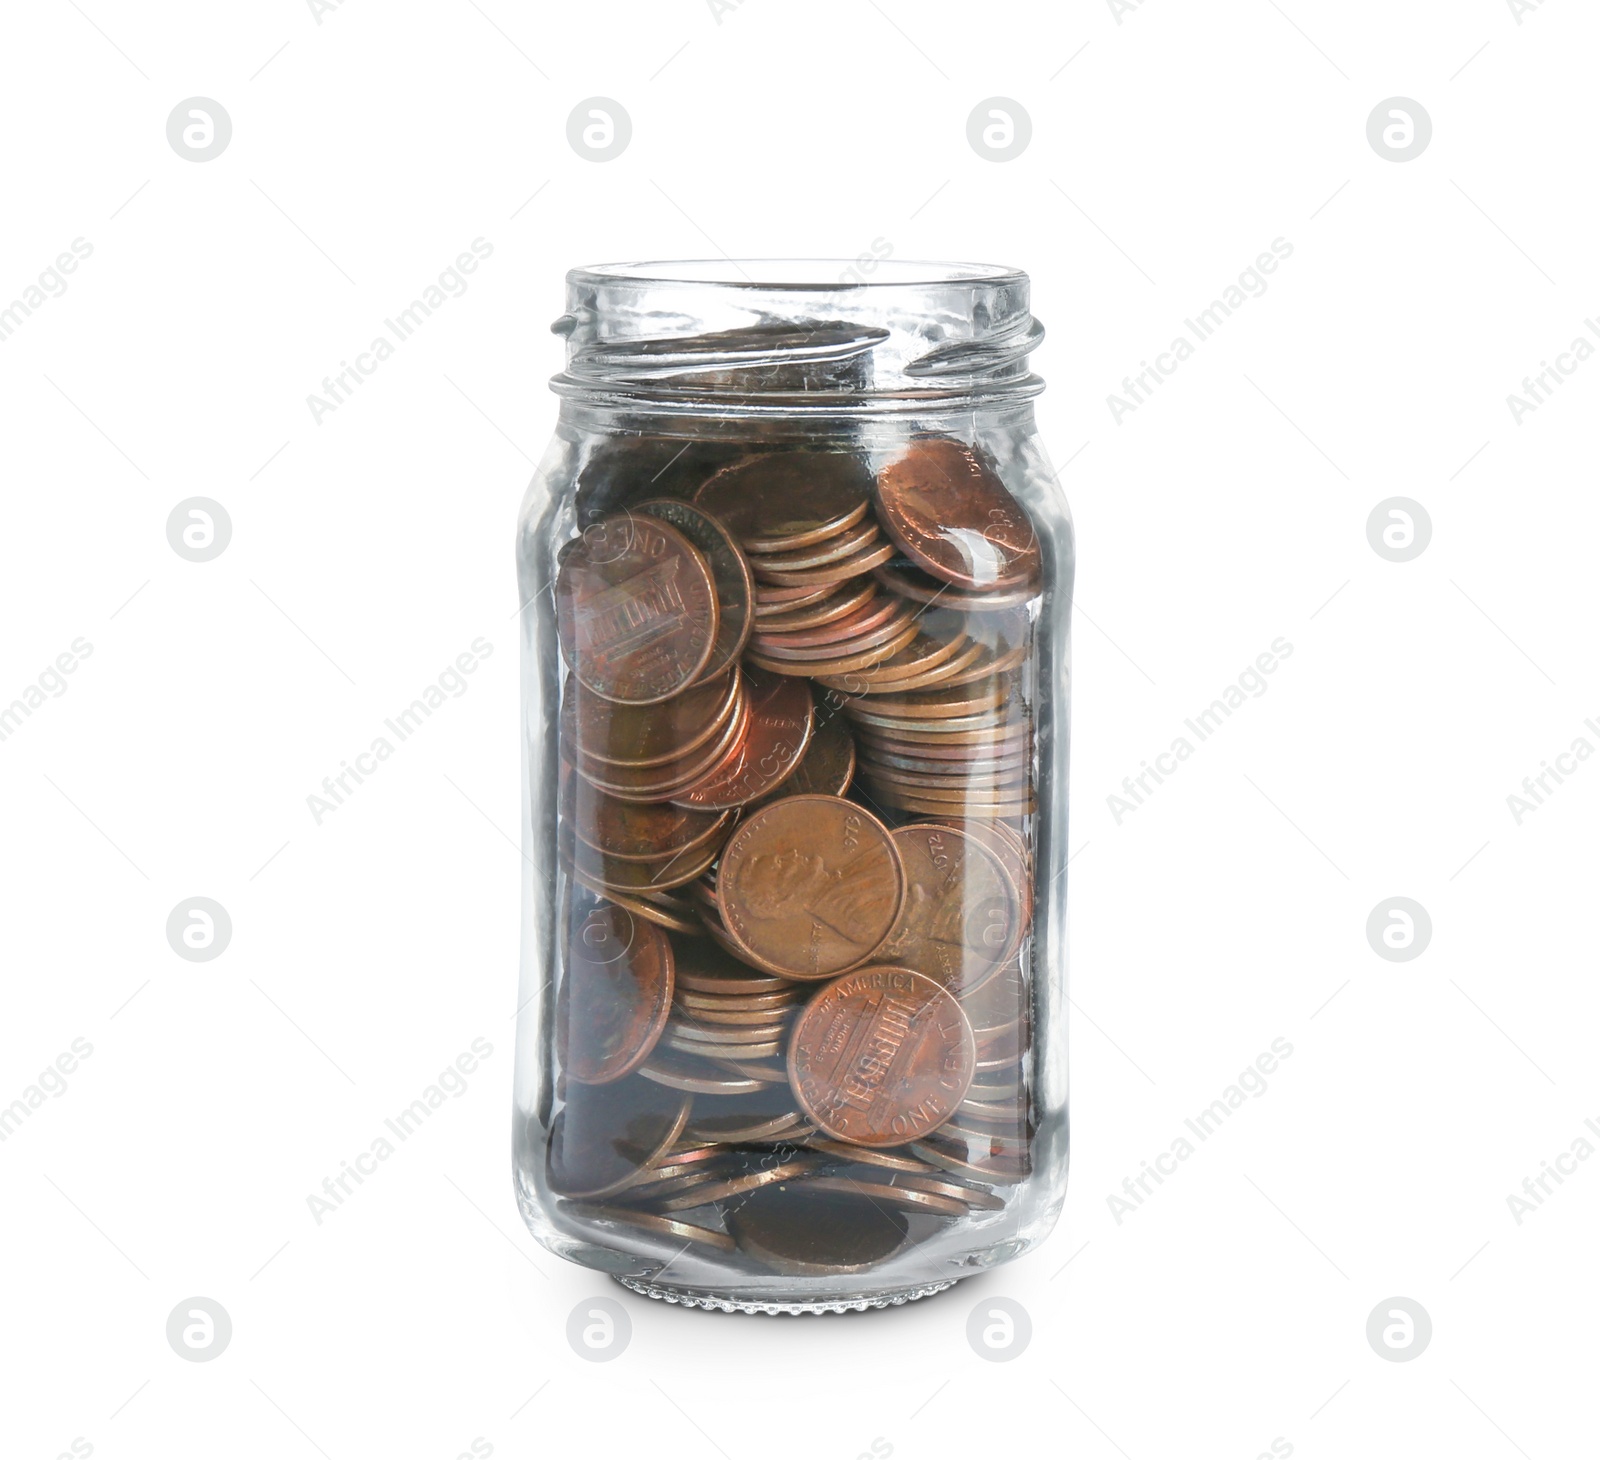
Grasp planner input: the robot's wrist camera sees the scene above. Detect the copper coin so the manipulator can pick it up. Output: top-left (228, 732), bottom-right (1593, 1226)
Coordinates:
top-left (878, 789), bottom-right (1037, 817)
top-left (787, 966), bottom-right (976, 1146)
top-left (673, 937), bottom-right (796, 996)
top-left (959, 958), bottom-right (1027, 1041)
top-left (799, 1173), bottom-right (968, 1217)
top-left (890, 1171), bottom-right (1007, 1210)
top-left (563, 665), bottom-right (739, 768)
top-left (556, 902), bottom-right (674, 1085)
top-left (851, 718), bottom-right (1030, 749)
top-left (874, 826), bottom-right (1018, 996)
top-left (724, 1179), bottom-right (908, 1273)
top-left (761, 703), bottom-right (854, 801)
top-left (874, 559), bottom-right (1040, 612)
top-left (572, 784), bottom-right (730, 863)
top-left (656, 1157), bottom-right (820, 1212)
top-left (752, 580), bottom-right (877, 634)
top-left (709, 1056), bottom-right (791, 1083)
top-left (546, 1077), bottom-right (691, 1199)
top-left (574, 690), bottom-right (750, 801)
top-left (561, 829), bottom-right (722, 894)
top-left (635, 499), bottom-right (755, 683)
top-left (717, 796), bottom-right (903, 979)
top-left (746, 620), bottom-right (919, 679)
top-left (749, 592), bottom-right (901, 652)
top-left (684, 1086), bottom-right (806, 1143)
top-left (909, 1140), bottom-right (1030, 1183)
top-left (670, 668), bottom-right (814, 810)
top-left (693, 452), bottom-right (873, 554)
top-left (804, 1138), bottom-right (934, 1174)
top-left (754, 582), bottom-right (838, 615)
top-left (675, 1002), bottom-right (799, 1028)
top-left (555, 514), bottom-right (719, 703)
top-left (862, 764), bottom-right (1030, 796)
top-left (919, 817), bottom-right (1032, 937)
top-left (567, 878), bottom-right (705, 937)
top-left (566, 1203), bottom-right (736, 1253)
top-left (748, 537), bottom-right (896, 589)
top-left (747, 518), bottom-right (881, 575)
top-left (676, 987), bottom-right (802, 1012)
top-left (638, 1052), bottom-right (770, 1095)
top-left (875, 438), bottom-right (1040, 590)
top-left (858, 750), bottom-right (1029, 783)
top-left (847, 678), bottom-right (1011, 721)
top-left (748, 604), bottom-right (918, 664)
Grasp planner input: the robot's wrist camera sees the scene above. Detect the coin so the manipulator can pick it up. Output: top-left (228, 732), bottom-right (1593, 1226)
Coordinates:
top-left (787, 966), bottom-right (976, 1146)
top-left (562, 666), bottom-right (739, 768)
top-left (556, 902), bottom-right (674, 1085)
top-left (635, 498), bottom-right (755, 683)
top-left (804, 1138), bottom-right (935, 1173)
top-left (574, 689), bottom-right (750, 800)
top-left (752, 580), bottom-right (877, 634)
top-left (747, 517), bottom-right (882, 576)
top-left (638, 1052), bottom-right (770, 1095)
top-left (562, 827), bottom-right (723, 894)
top-left (546, 1077), bottom-right (691, 1198)
top-left (724, 1182), bottom-right (909, 1273)
top-left (565, 1202), bottom-right (737, 1253)
top-left (799, 1173), bottom-right (968, 1217)
top-left (908, 1137), bottom-right (1029, 1184)
top-left (761, 702), bottom-right (854, 800)
top-left (567, 877), bottom-right (705, 937)
top-left (747, 537), bottom-right (897, 588)
top-left (874, 560), bottom-right (1040, 612)
top-left (749, 591), bottom-right (902, 651)
top-left (556, 514), bottom-right (719, 703)
top-left (873, 825), bottom-right (1018, 996)
top-left (685, 1088), bottom-right (807, 1143)
top-left (670, 668), bottom-right (814, 810)
top-left (717, 796), bottom-right (903, 979)
top-left (673, 937), bottom-right (797, 996)
top-left (746, 619), bottom-right (919, 678)
top-left (875, 438), bottom-right (1040, 590)
top-left (693, 452), bottom-right (874, 554)
top-left (656, 1157), bottom-right (819, 1212)
top-left (572, 785), bottom-right (731, 864)
top-left (888, 1171), bottom-right (1007, 1210)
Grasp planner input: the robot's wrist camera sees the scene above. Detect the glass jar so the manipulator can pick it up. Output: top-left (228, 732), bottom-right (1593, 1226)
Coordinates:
top-left (512, 260), bottom-right (1074, 1314)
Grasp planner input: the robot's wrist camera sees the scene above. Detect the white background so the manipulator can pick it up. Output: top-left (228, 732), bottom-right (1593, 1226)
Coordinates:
top-left (2, 1), bottom-right (1597, 1457)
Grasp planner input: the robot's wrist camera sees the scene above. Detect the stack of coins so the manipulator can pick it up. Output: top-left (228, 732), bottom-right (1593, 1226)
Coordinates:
top-left (547, 433), bottom-right (1045, 1275)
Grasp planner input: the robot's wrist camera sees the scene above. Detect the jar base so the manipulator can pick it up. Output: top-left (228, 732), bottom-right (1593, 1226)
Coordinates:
top-left (613, 1274), bottom-right (961, 1315)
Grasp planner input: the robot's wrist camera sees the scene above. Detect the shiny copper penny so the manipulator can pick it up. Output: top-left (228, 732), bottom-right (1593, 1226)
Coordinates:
top-left (575, 691), bottom-right (750, 801)
top-left (875, 438), bottom-right (1040, 590)
top-left (752, 603), bottom-right (919, 663)
top-left (754, 582), bottom-right (838, 615)
top-left (787, 966), bottom-right (976, 1146)
top-left (546, 1076), bottom-right (691, 1198)
top-left (555, 514), bottom-right (719, 703)
top-left (760, 703), bottom-right (855, 800)
top-left (874, 560), bottom-right (1040, 612)
top-left (562, 665), bottom-right (739, 768)
top-left (556, 901), bottom-right (675, 1085)
top-left (572, 783), bottom-right (730, 863)
top-left (670, 668), bottom-right (814, 810)
top-left (749, 537), bottom-right (897, 589)
top-left (724, 1182), bottom-right (909, 1273)
top-left (874, 826), bottom-right (1018, 996)
top-left (693, 452), bottom-right (874, 554)
top-left (746, 619), bottom-right (919, 678)
top-left (717, 796), bottom-right (903, 979)
top-left (635, 499), bottom-right (755, 684)
top-left (960, 958), bottom-right (1028, 1043)
top-left (753, 580), bottom-right (877, 634)
top-left (847, 678), bottom-right (1011, 721)
top-left (747, 518), bottom-right (882, 576)
top-left (749, 592), bottom-right (901, 652)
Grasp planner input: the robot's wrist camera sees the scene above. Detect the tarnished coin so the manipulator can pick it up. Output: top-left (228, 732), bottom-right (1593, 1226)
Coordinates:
top-left (671, 668), bottom-right (814, 810)
top-left (875, 438), bottom-right (1040, 590)
top-left (556, 901), bottom-right (674, 1084)
top-left (556, 514), bottom-right (719, 703)
top-left (563, 667), bottom-right (739, 768)
top-left (565, 1202), bottom-right (736, 1253)
top-left (724, 1181), bottom-right (909, 1273)
top-left (547, 1077), bottom-right (691, 1198)
top-left (636, 499), bottom-right (755, 683)
top-left (787, 966), bottom-right (976, 1146)
top-left (694, 452), bottom-right (873, 554)
top-left (874, 825), bottom-right (1018, 996)
top-left (717, 796), bottom-right (903, 979)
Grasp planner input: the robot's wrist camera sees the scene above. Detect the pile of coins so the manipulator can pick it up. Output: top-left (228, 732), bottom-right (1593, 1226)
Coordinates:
top-left (545, 435), bottom-right (1043, 1275)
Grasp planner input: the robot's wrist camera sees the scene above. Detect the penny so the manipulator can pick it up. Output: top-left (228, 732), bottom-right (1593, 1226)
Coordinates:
top-left (761, 703), bottom-right (854, 800)
top-left (858, 748), bottom-right (1028, 781)
top-left (694, 452), bottom-right (874, 554)
top-left (670, 668), bottom-right (814, 810)
top-left (566, 1202), bottom-right (737, 1253)
top-left (556, 902), bottom-right (674, 1085)
top-left (717, 796), bottom-right (903, 979)
top-left (875, 438), bottom-right (1040, 590)
top-left (638, 1052), bottom-right (769, 1095)
top-left (787, 966), bottom-right (976, 1146)
top-left (754, 582), bottom-right (838, 616)
top-left (724, 1182), bottom-right (909, 1274)
top-left (879, 789), bottom-right (1037, 817)
top-left (685, 1086), bottom-right (807, 1143)
top-left (562, 666), bottom-right (739, 768)
top-left (804, 1139), bottom-right (935, 1174)
top-left (747, 517), bottom-right (882, 576)
top-left (572, 785), bottom-right (730, 863)
top-left (752, 602), bottom-right (919, 663)
top-left (561, 828), bottom-right (722, 894)
top-left (709, 1057), bottom-right (790, 1085)
top-left (546, 1077), bottom-right (691, 1199)
top-left (752, 580), bottom-right (877, 634)
top-left (888, 1171), bottom-right (1008, 1210)
top-left (636, 498), bottom-right (755, 683)
top-left (746, 619), bottom-right (919, 678)
top-left (874, 561), bottom-right (1040, 612)
top-left (676, 987), bottom-right (802, 1012)
top-left (749, 591), bottom-right (901, 652)
top-left (574, 690), bottom-right (750, 801)
top-left (846, 679), bottom-right (1011, 721)
top-left (799, 1173), bottom-right (968, 1217)
top-left (909, 1138), bottom-right (1030, 1184)
top-left (555, 513), bottom-right (719, 703)
top-left (748, 536), bottom-right (896, 588)
top-left (675, 1001), bottom-right (799, 1027)
top-left (920, 817), bottom-right (1032, 939)
top-left (667, 1016), bottom-right (791, 1046)
top-left (960, 959), bottom-right (1027, 1040)
top-left (673, 938), bottom-right (796, 996)
top-left (874, 826), bottom-right (1018, 996)
top-left (570, 879), bottom-right (705, 937)
top-left (656, 1157), bottom-right (819, 1212)
top-left (862, 764), bottom-right (1030, 795)
top-left (859, 742), bottom-right (1028, 772)
top-left (853, 719), bottom-right (1030, 749)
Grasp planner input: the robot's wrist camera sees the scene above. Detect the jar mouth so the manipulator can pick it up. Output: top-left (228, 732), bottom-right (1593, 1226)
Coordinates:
top-left (568, 259), bottom-right (1026, 290)
top-left (554, 258), bottom-right (1043, 413)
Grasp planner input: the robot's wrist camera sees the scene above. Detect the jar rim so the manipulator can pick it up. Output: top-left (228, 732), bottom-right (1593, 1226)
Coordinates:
top-left (567, 258), bottom-right (1027, 291)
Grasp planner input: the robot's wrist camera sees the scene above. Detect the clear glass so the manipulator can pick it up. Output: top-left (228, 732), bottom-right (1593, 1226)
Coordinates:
top-left (513, 260), bottom-right (1074, 1313)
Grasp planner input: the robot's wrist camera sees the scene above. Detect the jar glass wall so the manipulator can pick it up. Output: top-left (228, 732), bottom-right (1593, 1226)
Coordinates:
top-left (513, 262), bottom-right (1073, 1313)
